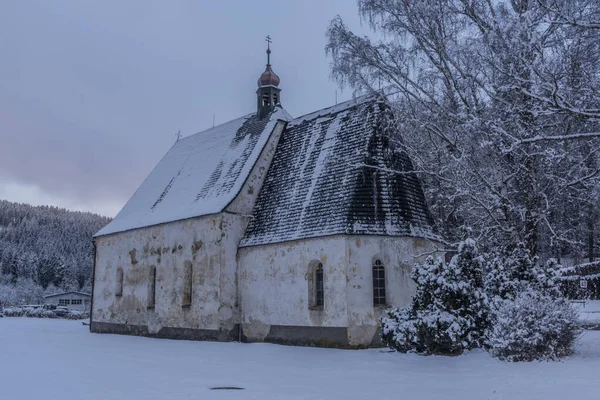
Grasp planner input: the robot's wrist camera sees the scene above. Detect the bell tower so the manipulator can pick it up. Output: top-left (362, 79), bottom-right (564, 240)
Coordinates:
top-left (257, 35), bottom-right (281, 119)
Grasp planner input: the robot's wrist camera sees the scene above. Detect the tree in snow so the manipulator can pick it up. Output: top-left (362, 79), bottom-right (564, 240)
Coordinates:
top-left (327, 0), bottom-right (600, 258)
top-left (485, 243), bottom-right (562, 300)
top-left (382, 240), bottom-right (487, 354)
top-left (484, 244), bottom-right (580, 361)
top-left (0, 199), bottom-right (110, 303)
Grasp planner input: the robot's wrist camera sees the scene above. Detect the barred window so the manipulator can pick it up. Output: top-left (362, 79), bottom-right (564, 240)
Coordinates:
top-left (315, 263), bottom-right (324, 308)
top-left (373, 260), bottom-right (386, 306)
top-left (148, 265), bottom-right (157, 309)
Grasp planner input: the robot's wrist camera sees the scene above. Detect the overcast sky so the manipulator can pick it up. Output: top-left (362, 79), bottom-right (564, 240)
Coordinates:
top-left (0, 1), bottom-right (369, 217)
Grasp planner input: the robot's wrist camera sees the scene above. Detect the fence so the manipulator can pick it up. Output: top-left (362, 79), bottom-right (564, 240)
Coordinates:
top-left (558, 262), bottom-right (600, 300)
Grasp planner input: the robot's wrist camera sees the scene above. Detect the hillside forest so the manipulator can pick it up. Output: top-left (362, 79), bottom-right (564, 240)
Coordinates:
top-left (0, 199), bottom-right (110, 305)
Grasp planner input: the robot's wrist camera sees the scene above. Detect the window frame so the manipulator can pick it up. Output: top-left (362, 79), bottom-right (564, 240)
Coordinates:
top-left (315, 263), bottom-right (324, 308)
top-left (308, 260), bottom-right (325, 310)
top-left (372, 259), bottom-right (387, 307)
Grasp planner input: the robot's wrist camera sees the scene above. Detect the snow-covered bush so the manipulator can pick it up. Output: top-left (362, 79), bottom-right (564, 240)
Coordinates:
top-left (23, 307), bottom-right (57, 318)
top-left (383, 239), bottom-right (579, 360)
top-left (484, 245), bottom-right (580, 361)
top-left (382, 240), bottom-right (487, 355)
top-left (487, 290), bottom-right (580, 361)
top-left (64, 311), bottom-right (89, 320)
top-left (3, 306), bottom-right (25, 317)
top-left (382, 304), bottom-right (473, 355)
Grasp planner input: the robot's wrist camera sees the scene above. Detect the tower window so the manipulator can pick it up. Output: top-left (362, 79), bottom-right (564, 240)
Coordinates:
top-left (148, 265), bottom-right (156, 309)
top-left (115, 268), bottom-right (124, 297)
top-left (182, 261), bottom-right (193, 308)
top-left (373, 260), bottom-right (386, 306)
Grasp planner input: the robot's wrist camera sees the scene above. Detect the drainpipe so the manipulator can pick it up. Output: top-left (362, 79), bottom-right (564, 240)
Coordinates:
top-left (89, 238), bottom-right (97, 332)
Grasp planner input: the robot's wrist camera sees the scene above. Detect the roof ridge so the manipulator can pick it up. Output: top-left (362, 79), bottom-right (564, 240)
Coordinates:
top-left (181, 107), bottom-right (292, 143)
top-left (290, 94), bottom-right (376, 126)
top-left (43, 291), bottom-right (91, 298)
top-left (178, 113), bottom-right (254, 143)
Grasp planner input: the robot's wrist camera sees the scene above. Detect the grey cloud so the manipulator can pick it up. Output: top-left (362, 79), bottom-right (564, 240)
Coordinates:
top-left (0, 0), bottom-right (366, 216)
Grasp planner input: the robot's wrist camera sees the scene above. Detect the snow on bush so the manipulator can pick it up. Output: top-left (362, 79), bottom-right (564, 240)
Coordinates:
top-left (3, 307), bottom-right (25, 317)
top-left (0, 306), bottom-right (87, 319)
top-left (64, 311), bottom-right (89, 320)
top-left (487, 290), bottom-right (580, 361)
top-left (484, 245), bottom-right (580, 361)
top-left (381, 240), bottom-right (487, 355)
top-left (383, 240), bottom-right (580, 361)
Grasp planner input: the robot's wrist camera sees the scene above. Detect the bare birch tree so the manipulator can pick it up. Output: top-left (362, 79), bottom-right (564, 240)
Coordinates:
top-left (327, 0), bottom-right (600, 257)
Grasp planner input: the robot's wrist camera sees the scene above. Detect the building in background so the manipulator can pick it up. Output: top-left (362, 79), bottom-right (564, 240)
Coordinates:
top-left (44, 291), bottom-right (91, 312)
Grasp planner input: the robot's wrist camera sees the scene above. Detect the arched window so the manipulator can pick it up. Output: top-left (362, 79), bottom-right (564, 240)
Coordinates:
top-left (308, 260), bottom-right (324, 309)
top-left (115, 268), bottom-right (124, 297)
top-left (373, 259), bottom-right (386, 306)
top-left (315, 262), bottom-right (324, 308)
top-left (148, 265), bottom-right (156, 309)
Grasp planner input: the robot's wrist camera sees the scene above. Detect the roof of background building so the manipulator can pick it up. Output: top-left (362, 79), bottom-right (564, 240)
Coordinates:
top-left (44, 291), bottom-right (91, 298)
top-left (96, 107), bottom-right (291, 237)
top-left (240, 96), bottom-right (439, 247)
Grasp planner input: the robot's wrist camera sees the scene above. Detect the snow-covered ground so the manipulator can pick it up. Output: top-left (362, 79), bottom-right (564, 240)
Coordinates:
top-left (573, 300), bottom-right (600, 325)
top-left (1, 318), bottom-right (599, 400)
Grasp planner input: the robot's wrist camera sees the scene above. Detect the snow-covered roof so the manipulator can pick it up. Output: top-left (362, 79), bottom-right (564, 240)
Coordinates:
top-left (240, 97), bottom-right (439, 247)
top-left (96, 107), bottom-right (291, 237)
top-left (44, 291), bottom-right (91, 298)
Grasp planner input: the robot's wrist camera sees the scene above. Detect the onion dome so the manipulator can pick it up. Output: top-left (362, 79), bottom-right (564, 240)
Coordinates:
top-left (257, 48), bottom-right (280, 87)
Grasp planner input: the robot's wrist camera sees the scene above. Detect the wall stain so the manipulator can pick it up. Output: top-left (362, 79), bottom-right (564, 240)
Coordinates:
top-left (192, 240), bottom-right (203, 255)
top-left (129, 249), bottom-right (138, 265)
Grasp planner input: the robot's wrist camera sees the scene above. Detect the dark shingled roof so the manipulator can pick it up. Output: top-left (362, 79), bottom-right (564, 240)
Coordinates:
top-left (240, 97), bottom-right (439, 247)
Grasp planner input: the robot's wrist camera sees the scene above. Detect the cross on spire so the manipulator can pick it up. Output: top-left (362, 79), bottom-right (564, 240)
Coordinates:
top-left (265, 35), bottom-right (272, 65)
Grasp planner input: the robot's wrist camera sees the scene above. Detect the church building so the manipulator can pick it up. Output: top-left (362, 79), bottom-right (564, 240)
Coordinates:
top-left (90, 43), bottom-right (443, 348)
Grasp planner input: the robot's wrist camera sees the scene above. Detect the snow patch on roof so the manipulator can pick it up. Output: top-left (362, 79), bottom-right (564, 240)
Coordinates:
top-left (96, 108), bottom-right (290, 237)
top-left (241, 99), bottom-right (440, 247)
top-left (289, 95), bottom-right (373, 126)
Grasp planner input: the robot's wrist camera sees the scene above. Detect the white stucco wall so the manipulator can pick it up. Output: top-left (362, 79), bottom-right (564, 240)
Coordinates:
top-left (91, 120), bottom-right (287, 337)
top-left (238, 235), bottom-right (349, 342)
top-left (239, 234), bottom-right (444, 346)
top-left (93, 214), bottom-right (231, 333)
top-left (345, 235), bottom-right (444, 346)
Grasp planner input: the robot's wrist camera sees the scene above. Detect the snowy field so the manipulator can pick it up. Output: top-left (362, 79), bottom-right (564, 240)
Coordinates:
top-left (574, 300), bottom-right (600, 326)
top-left (1, 318), bottom-right (599, 400)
